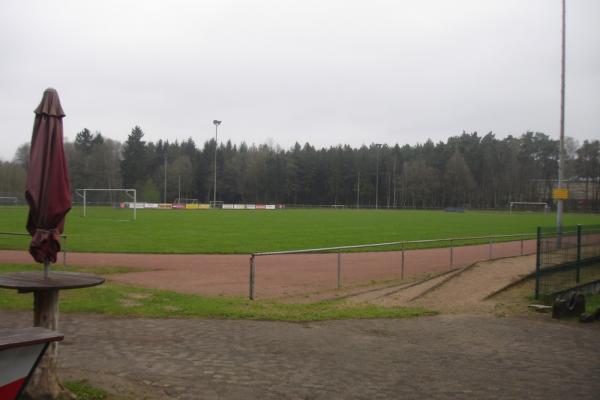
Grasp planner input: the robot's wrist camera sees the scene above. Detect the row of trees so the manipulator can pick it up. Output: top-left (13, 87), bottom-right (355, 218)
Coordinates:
top-left (2, 127), bottom-right (600, 210)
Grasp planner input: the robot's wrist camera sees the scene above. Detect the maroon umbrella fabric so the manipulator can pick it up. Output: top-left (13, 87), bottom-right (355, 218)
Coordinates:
top-left (25, 88), bottom-right (72, 264)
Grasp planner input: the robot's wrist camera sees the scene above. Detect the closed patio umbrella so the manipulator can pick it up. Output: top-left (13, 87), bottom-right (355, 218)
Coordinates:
top-left (25, 88), bottom-right (71, 272)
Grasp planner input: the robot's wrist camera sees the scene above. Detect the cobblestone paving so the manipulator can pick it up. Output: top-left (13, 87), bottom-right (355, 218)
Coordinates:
top-left (2, 312), bottom-right (599, 399)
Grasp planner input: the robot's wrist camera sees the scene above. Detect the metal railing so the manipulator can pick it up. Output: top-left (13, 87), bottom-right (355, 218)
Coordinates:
top-left (535, 225), bottom-right (600, 299)
top-left (249, 233), bottom-right (537, 300)
top-left (0, 231), bottom-right (68, 266)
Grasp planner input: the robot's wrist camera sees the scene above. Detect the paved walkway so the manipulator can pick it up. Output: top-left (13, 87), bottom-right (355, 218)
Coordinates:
top-left (2, 311), bottom-right (599, 399)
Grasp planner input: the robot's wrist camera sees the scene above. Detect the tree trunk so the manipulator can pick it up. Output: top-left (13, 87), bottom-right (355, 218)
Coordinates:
top-left (23, 290), bottom-right (75, 400)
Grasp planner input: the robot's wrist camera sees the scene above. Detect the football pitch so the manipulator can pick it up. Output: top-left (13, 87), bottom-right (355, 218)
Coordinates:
top-left (1, 206), bottom-right (599, 254)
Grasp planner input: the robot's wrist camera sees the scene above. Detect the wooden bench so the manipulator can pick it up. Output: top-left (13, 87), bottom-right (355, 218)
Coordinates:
top-left (0, 327), bottom-right (63, 400)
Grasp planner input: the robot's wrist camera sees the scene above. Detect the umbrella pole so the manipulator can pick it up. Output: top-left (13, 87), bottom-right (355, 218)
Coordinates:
top-left (44, 258), bottom-right (50, 278)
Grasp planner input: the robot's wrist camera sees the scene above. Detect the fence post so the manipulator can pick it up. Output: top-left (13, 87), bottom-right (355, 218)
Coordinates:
top-left (401, 242), bottom-right (405, 279)
top-left (62, 235), bottom-right (67, 267)
top-left (535, 227), bottom-right (541, 300)
top-left (337, 252), bottom-right (341, 289)
top-left (449, 239), bottom-right (453, 269)
top-left (576, 224), bottom-right (581, 284)
top-left (249, 255), bottom-right (256, 300)
top-left (520, 234), bottom-right (524, 256)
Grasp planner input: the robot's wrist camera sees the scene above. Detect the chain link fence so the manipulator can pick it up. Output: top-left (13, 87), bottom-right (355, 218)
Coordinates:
top-left (535, 224), bottom-right (600, 299)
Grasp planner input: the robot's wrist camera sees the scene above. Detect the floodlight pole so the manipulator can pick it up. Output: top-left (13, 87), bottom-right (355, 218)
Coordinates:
top-left (213, 120), bottom-right (222, 205)
top-left (557, 0), bottom-right (566, 241)
top-left (163, 155), bottom-right (167, 203)
top-left (375, 144), bottom-right (382, 210)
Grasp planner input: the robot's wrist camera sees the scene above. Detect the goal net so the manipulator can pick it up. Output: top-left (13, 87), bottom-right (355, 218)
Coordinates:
top-left (509, 202), bottom-right (549, 214)
top-left (174, 198), bottom-right (198, 205)
top-left (210, 200), bottom-right (224, 209)
top-left (0, 196), bottom-right (18, 206)
top-left (76, 189), bottom-right (137, 221)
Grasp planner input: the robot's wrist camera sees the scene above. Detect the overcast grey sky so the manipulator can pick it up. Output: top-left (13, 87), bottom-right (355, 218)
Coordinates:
top-left (1, 0), bottom-right (598, 161)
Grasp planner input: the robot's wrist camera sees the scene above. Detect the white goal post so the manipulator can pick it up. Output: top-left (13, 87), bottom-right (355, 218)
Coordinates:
top-left (509, 201), bottom-right (549, 215)
top-left (76, 188), bottom-right (137, 220)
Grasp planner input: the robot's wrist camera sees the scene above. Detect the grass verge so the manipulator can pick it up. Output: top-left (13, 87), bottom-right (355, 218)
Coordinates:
top-left (62, 381), bottom-right (108, 400)
top-left (0, 264), bottom-right (435, 321)
top-left (586, 292), bottom-right (600, 313)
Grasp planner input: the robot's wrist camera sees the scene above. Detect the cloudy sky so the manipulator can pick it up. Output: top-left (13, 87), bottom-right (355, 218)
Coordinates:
top-left (1, 0), bottom-right (598, 161)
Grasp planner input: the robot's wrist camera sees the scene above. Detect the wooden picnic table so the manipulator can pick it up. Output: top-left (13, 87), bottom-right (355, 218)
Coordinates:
top-left (0, 271), bottom-right (104, 399)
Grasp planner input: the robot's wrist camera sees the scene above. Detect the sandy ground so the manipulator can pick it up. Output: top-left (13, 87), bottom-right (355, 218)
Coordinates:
top-left (383, 255), bottom-right (537, 313)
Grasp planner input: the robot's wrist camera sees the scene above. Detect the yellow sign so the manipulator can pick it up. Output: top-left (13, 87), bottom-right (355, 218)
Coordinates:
top-left (552, 188), bottom-right (569, 200)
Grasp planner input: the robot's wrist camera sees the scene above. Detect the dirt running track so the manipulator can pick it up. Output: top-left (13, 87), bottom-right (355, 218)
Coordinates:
top-left (0, 240), bottom-right (536, 298)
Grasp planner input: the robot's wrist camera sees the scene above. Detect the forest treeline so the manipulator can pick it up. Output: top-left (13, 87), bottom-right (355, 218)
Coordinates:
top-left (2, 127), bottom-right (600, 209)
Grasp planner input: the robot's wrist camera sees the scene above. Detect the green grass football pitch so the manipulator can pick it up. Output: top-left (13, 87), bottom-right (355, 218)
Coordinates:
top-left (1, 206), bottom-right (599, 254)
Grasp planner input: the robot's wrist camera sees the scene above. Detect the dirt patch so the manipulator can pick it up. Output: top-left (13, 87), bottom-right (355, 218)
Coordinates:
top-left (349, 255), bottom-right (538, 314)
top-left (411, 255), bottom-right (536, 313)
top-left (119, 299), bottom-right (142, 308)
top-left (126, 292), bottom-right (152, 300)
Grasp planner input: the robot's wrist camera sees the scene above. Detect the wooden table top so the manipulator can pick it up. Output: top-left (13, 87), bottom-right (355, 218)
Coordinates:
top-left (0, 326), bottom-right (63, 350)
top-left (0, 271), bottom-right (105, 291)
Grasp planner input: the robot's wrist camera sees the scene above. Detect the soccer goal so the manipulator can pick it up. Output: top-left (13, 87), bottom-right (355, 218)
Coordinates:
top-left (0, 197), bottom-right (18, 206)
top-left (175, 198), bottom-right (198, 205)
top-left (210, 200), bottom-right (224, 209)
top-left (76, 188), bottom-right (137, 221)
top-left (509, 202), bottom-right (549, 214)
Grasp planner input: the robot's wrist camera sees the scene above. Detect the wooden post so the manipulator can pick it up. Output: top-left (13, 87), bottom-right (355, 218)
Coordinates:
top-left (24, 289), bottom-right (74, 400)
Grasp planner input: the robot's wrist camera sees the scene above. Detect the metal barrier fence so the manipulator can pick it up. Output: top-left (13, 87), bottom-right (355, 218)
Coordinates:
top-left (0, 232), bottom-right (68, 266)
top-left (535, 225), bottom-right (600, 299)
top-left (249, 233), bottom-right (537, 300)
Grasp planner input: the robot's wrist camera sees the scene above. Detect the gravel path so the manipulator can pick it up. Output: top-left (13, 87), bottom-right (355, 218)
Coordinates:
top-left (2, 311), bottom-right (599, 399)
